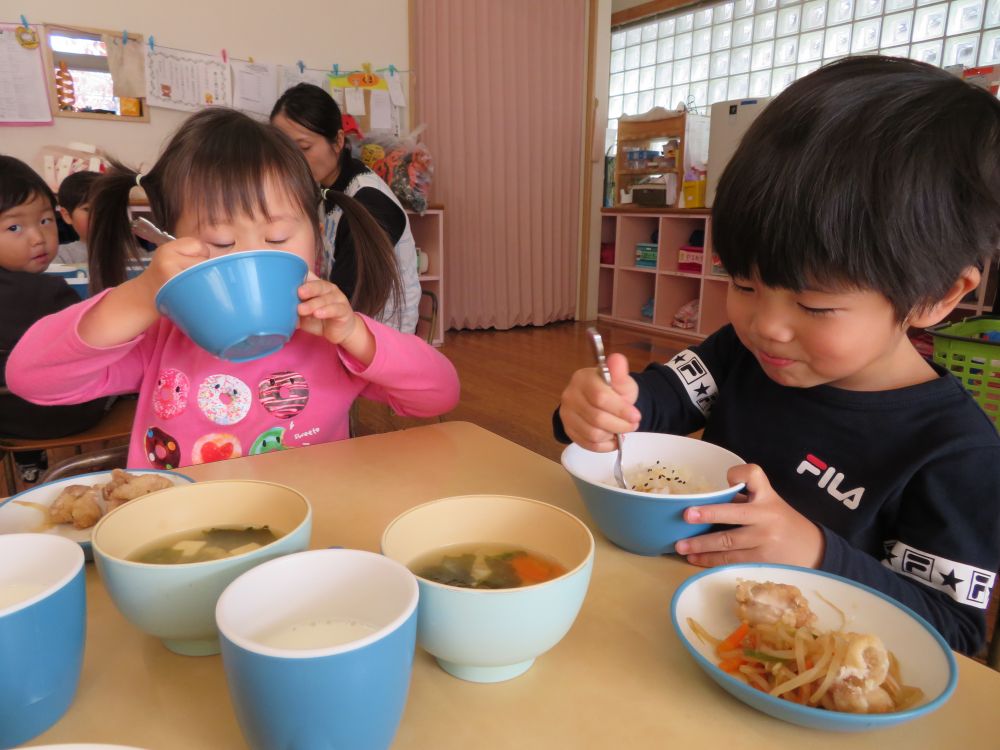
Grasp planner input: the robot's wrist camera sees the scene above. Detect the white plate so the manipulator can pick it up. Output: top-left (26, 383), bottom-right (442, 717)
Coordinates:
top-left (0, 470), bottom-right (194, 559)
top-left (671, 564), bottom-right (957, 732)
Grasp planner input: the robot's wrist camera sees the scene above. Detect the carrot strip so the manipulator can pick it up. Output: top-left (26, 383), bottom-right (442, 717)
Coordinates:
top-left (716, 622), bottom-right (750, 655)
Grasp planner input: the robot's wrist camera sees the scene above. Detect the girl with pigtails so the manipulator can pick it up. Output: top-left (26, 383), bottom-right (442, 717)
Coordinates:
top-left (8, 107), bottom-right (458, 469)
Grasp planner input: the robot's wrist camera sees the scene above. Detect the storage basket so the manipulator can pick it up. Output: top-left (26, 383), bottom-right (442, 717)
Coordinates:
top-left (928, 315), bottom-right (1000, 428)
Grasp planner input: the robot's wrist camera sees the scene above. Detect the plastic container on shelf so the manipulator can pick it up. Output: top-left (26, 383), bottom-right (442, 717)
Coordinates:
top-left (678, 245), bottom-right (703, 273)
top-left (635, 242), bottom-right (658, 268)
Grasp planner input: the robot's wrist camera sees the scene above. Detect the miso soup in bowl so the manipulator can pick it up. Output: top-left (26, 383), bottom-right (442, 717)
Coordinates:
top-left (92, 480), bottom-right (311, 656)
top-left (382, 494), bottom-right (594, 683)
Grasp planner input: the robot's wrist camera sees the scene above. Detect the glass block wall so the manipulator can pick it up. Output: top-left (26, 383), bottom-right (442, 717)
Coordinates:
top-left (607, 0), bottom-right (997, 149)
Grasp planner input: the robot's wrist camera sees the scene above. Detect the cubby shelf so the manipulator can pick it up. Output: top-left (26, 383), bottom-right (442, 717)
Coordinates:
top-left (598, 208), bottom-right (725, 340)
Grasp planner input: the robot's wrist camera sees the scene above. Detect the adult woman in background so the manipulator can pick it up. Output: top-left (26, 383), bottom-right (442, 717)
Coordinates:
top-left (272, 83), bottom-right (420, 334)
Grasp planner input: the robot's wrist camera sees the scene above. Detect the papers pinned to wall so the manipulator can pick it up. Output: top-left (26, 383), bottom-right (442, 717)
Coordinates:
top-left (103, 34), bottom-right (146, 99)
top-left (231, 60), bottom-right (278, 117)
top-left (146, 46), bottom-right (232, 112)
top-left (0, 24), bottom-right (52, 125)
top-left (279, 64), bottom-right (329, 94)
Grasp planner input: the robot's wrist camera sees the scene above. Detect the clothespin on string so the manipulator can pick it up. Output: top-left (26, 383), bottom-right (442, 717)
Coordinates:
top-left (221, 48), bottom-right (228, 63)
top-left (148, 35), bottom-right (155, 52)
top-left (122, 29), bottom-right (128, 45)
top-left (297, 60), bottom-right (305, 74)
top-left (248, 55), bottom-right (254, 64)
top-left (16, 14), bottom-right (39, 48)
top-left (388, 64), bottom-right (398, 77)
top-left (332, 63), bottom-right (340, 77)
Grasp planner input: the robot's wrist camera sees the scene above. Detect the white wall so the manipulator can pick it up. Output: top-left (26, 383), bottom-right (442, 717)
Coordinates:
top-left (2, 0), bottom-right (409, 172)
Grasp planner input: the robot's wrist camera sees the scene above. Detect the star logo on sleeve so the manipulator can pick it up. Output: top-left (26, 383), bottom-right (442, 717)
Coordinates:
top-left (938, 569), bottom-right (964, 591)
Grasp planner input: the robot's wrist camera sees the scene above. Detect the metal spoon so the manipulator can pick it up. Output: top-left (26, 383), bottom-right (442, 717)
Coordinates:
top-left (586, 327), bottom-right (630, 491)
top-left (130, 216), bottom-right (175, 246)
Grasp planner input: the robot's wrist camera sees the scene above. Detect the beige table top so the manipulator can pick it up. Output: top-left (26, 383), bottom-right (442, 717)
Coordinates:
top-left (24, 421), bottom-right (1000, 749)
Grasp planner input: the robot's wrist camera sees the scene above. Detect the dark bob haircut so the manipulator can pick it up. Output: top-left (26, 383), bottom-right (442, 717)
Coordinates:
top-left (57, 170), bottom-right (100, 212)
top-left (0, 155), bottom-right (56, 216)
top-left (712, 55), bottom-right (1000, 320)
top-left (270, 83), bottom-right (344, 143)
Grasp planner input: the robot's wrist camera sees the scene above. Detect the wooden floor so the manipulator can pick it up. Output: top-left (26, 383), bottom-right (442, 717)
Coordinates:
top-left (353, 320), bottom-right (691, 460)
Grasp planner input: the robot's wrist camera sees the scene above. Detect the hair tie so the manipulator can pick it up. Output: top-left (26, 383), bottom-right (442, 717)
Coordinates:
top-left (135, 172), bottom-right (143, 187)
top-left (320, 187), bottom-right (329, 201)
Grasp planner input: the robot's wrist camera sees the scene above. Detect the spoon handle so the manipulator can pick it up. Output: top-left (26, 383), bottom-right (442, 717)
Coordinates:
top-left (130, 217), bottom-right (176, 246)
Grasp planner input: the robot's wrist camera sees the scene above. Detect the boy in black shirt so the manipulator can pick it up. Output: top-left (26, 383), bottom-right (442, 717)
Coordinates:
top-left (556, 57), bottom-right (1000, 655)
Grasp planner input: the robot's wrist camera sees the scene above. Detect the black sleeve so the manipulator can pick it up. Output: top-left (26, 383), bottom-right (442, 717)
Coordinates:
top-left (351, 187), bottom-right (406, 246)
top-left (820, 442), bottom-right (1000, 655)
top-left (553, 325), bottom-right (741, 443)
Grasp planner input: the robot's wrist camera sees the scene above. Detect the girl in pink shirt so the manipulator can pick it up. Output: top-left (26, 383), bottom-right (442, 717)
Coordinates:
top-left (7, 108), bottom-right (459, 469)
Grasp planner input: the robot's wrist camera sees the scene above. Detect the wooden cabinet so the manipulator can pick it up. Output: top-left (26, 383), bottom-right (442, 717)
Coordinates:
top-left (598, 208), bottom-right (725, 340)
top-left (407, 207), bottom-right (445, 345)
top-left (614, 110), bottom-right (709, 209)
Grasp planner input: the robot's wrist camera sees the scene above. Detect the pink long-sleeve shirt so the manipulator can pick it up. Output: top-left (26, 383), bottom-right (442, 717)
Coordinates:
top-left (6, 292), bottom-right (459, 469)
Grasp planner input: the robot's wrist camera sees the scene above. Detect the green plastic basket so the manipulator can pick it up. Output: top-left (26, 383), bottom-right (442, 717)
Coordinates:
top-left (928, 315), bottom-right (1000, 429)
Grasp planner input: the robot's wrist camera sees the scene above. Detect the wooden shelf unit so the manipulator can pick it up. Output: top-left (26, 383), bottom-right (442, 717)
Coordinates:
top-left (597, 208), bottom-right (725, 340)
top-left (407, 208), bottom-right (445, 346)
top-left (614, 110), bottom-right (709, 209)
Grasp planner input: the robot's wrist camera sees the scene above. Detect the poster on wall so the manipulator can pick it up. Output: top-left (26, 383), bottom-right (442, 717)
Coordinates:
top-left (146, 47), bottom-right (231, 111)
top-left (0, 24), bottom-right (53, 125)
top-left (279, 64), bottom-right (329, 94)
top-left (231, 60), bottom-right (278, 117)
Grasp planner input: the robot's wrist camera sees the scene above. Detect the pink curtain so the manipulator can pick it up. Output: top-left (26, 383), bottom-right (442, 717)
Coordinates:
top-left (413, 0), bottom-right (586, 330)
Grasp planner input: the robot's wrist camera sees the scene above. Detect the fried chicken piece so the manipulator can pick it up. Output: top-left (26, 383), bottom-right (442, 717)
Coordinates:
top-left (106, 473), bottom-right (172, 509)
top-left (99, 469), bottom-right (131, 504)
top-left (827, 633), bottom-right (893, 713)
top-left (69, 488), bottom-right (103, 529)
top-left (735, 580), bottom-right (817, 628)
top-left (49, 485), bottom-right (93, 524)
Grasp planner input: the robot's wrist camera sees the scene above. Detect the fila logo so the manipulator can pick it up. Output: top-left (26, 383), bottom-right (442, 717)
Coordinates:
top-left (795, 454), bottom-right (865, 510)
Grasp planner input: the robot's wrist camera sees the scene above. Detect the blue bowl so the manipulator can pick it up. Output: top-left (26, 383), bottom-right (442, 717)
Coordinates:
top-left (93, 480), bottom-right (312, 656)
top-left (0, 534), bottom-right (86, 748)
top-left (155, 251), bottom-right (308, 363)
top-left (671, 564), bottom-right (958, 732)
top-left (561, 432), bottom-right (745, 556)
top-left (381, 495), bottom-right (595, 684)
top-left (216, 549), bottom-right (419, 750)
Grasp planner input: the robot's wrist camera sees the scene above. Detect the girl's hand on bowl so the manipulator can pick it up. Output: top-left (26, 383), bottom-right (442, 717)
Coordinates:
top-left (296, 274), bottom-right (376, 363)
top-left (139, 237), bottom-right (211, 294)
top-left (674, 463), bottom-right (825, 569)
top-left (559, 352), bottom-right (641, 452)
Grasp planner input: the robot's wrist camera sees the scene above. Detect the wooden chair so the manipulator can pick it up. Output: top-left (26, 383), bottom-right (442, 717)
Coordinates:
top-left (0, 396), bottom-right (136, 495)
top-left (417, 289), bottom-right (439, 345)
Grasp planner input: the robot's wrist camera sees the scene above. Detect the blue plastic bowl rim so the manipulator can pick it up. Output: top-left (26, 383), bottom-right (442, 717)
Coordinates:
top-left (90, 479), bottom-right (312, 569)
top-left (669, 562), bottom-right (959, 728)
top-left (380, 494), bottom-right (596, 595)
top-left (216, 548), bottom-right (419, 659)
top-left (154, 250), bottom-right (308, 306)
top-left (560, 449), bottom-right (746, 503)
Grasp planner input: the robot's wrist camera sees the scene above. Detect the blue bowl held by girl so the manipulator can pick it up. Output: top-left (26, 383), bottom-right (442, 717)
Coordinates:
top-left (0, 534), bottom-right (86, 748)
top-left (215, 548), bottom-right (419, 750)
top-left (154, 250), bottom-right (308, 363)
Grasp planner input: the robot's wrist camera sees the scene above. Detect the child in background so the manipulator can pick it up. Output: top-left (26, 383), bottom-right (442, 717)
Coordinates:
top-left (7, 108), bottom-right (459, 469)
top-left (54, 170), bottom-right (99, 265)
top-left (0, 156), bottom-right (106, 482)
top-left (555, 57), bottom-right (1000, 655)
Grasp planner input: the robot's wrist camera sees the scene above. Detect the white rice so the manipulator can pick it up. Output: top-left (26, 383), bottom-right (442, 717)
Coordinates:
top-left (614, 461), bottom-right (711, 495)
